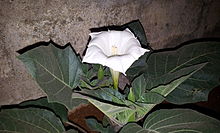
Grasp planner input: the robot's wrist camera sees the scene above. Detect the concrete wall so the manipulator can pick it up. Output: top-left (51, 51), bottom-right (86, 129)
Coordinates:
top-left (0, 0), bottom-right (220, 105)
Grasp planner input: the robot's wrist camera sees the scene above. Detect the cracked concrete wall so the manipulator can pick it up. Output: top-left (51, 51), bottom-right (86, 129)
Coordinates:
top-left (0, 0), bottom-right (220, 105)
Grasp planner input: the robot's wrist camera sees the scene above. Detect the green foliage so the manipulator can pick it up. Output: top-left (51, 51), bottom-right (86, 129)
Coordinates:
top-left (120, 109), bottom-right (220, 133)
top-left (86, 118), bottom-right (115, 133)
top-left (14, 20), bottom-right (220, 132)
top-left (127, 41), bottom-right (220, 104)
top-left (76, 87), bottom-right (126, 104)
top-left (128, 87), bottom-right (135, 102)
top-left (72, 72), bottom-right (198, 125)
top-left (19, 97), bottom-right (68, 123)
top-left (0, 108), bottom-right (65, 133)
top-left (80, 64), bottom-right (112, 89)
top-left (18, 43), bottom-right (87, 110)
top-left (151, 63), bottom-right (206, 97)
top-left (167, 42), bottom-right (220, 104)
top-left (131, 74), bottom-right (146, 101)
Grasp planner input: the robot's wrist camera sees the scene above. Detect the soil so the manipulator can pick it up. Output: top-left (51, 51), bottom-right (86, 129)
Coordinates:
top-left (68, 103), bottom-right (104, 133)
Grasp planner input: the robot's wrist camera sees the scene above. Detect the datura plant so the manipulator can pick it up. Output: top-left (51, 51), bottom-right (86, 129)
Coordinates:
top-left (1, 20), bottom-right (220, 133)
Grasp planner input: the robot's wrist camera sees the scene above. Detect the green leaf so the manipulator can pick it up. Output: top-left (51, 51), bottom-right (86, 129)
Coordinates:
top-left (142, 56), bottom-right (207, 91)
top-left (0, 108), bottom-right (65, 133)
top-left (18, 43), bottom-right (85, 110)
top-left (132, 62), bottom-right (206, 103)
top-left (166, 41), bottom-right (220, 104)
top-left (72, 92), bottom-right (154, 125)
top-left (128, 88), bottom-right (135, 102)
top-left (77, 88), bottom-right (126, 104)
top-left (127, 41), bottom-right (220, 104)
top-left (119, 123), bottom-right (145, 133)
top-left (86, 118), bottom-right (115, 133)
top-left (126, 50), bottom-right (152, 80)
top-left (131, 74), bottom-right (146, 101)
top-left (144, 109), bottom-right (220, 132)
top-left (19, 97), bottom-right (68, 122)
top-left (86, 98), bottom-right (136, 126)
top-left (138, 92), bottom-right (165, 104)
top-left (151, 63), bottom-right (206, 97)
top-left (122, 20), bottom-right (148, 46)
top-left (120, 109), bottom-right (220, 133)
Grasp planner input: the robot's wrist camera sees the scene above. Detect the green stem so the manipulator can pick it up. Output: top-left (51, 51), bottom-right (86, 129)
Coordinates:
top-left (128, 87), bottom-right (136, 122)
top-left (98, 65), bottom-right (104, 80)
top-left (110, 68), bottom-right (119, 90)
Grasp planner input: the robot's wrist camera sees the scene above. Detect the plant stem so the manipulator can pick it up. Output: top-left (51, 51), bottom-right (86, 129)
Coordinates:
top-left (128, 87), bottom-right (136, 122)
top-left (110, 68), bottom-right (119, 90)
top-left (98, 65), bottom-right (104, 80)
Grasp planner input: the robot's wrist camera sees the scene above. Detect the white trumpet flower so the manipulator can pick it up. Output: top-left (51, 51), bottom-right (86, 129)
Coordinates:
top-left (82, 28), bottom-right (149, 89)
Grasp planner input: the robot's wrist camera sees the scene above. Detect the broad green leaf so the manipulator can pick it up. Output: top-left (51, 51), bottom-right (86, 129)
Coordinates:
top-left (120, 109), bottom-right (220, 133)
top-left (133, 70), bottom-right (204, 122)
top-left (0, 108), bottom-right (65, 133)
top-left (132, 63), bottom-right (206, 103)
top-left (87, 99), bottom-right (139, 126)
top-left (126, 52), bottom-right (151, 80)
top-left (77, 88), bottom-right (126, 104)
top-left (149, 109), bottom-right (220, 133)
top-left (72, 92), bottom-right (129, 125)
top-left (132, 74), bottom-right (146, 101)
top-left (142, 57), bottom-right (207, 91)
top-left (131, 74), bottom-right (166, 104)
top-left (72, 92), bottom-right (155, 125)
top-left (137, 92), bottom-right (165, 104)
top-left (122, 20), bottom-right (148, 46)
top-left (134, 68), bottom-right (204, 120)
top-left (19, 97), bottom-right (68, 122)
top-left (166, 42), bottom-right (220, 104)
top-left (127, 41), bottom-right (220, 104)
top-left (86, 118), bottom-right (115, 133)
top-left (18, 43), bottom-right (85, 109)
top-left (119, 123), bottom-right (146, 133)
top-left (151, 63), bottom-right (206, 97)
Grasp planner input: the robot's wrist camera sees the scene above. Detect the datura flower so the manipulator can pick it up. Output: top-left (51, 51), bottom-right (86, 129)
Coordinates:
top-left (82, 28), bottom-right (149, 89)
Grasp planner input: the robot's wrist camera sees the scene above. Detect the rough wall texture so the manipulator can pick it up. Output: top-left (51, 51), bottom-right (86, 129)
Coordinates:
top-left (0, 0), bottom-right (220, 105)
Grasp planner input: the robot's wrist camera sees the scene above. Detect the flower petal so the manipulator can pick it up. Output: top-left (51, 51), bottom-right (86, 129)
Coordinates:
top-left (88, 29), bottom-right (139, 56)
top-left (89, 31), bottom-right (112, 56)
top-left (126, 38), bottom-right (150, 59)
top-left (105, 54), bottom-right (136, 75)
top-left (82, 45), bottom-right (107, 65)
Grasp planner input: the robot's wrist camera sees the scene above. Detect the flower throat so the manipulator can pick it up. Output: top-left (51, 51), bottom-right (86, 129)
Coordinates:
top-left (111, 45), bottom-right (118, 56)
top-left (110, 45), bottom-right (119, 90)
